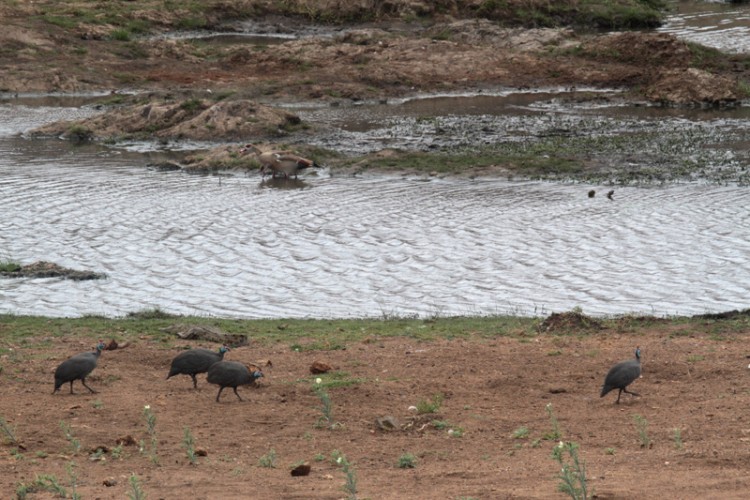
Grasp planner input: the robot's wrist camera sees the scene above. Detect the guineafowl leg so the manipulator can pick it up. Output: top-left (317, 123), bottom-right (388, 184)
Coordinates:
top-left (69, 381), bottom-right (75, 394)
top-left (622, 388), bottom-right (640, 397)
top-left (191, 374), bottom-right (198, 389)
top-left (232, 387), bottom-right (244, 401)
top-left (216, 387), bottom-right (224, 402)
top-left (615, 389), bottom-right (623, 403)
top-left (81, 378), bottom-right (97, 394)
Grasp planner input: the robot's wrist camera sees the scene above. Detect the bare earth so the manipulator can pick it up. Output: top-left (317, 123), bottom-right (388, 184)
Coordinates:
top-left (3, 323), bottom-right (750, 499)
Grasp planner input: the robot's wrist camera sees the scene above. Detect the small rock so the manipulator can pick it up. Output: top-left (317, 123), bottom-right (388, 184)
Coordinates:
top-left (291, 462), bottom-right (311, 476)
top-left (375, 416), bottom-right (399, 431)
top-left (548, 387), bottom-right (567, 394)
top-left (310, 361), bottom-right (333, 374)
top-left (116, 435), bottom-right (137, 446)
top-left (195, 447), bottom-right (208, 457)
top-left (103, 478), bottom-right (118, 487)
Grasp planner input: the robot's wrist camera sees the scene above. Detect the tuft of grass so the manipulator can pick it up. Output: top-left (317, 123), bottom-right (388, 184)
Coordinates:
top-left (0, 415), bottom-right (19, 445)
top-left (258, 448), bottom-right (277, 468)
top-left (397, 453), bottom-right (417, 469)
top-left (544, 403), bottom-right (562, 440)
top-left (633, 414), bottom-right (651, 448)
top-left (59, 421), bottom-right (81, 454)
top-left (416, 394), bottom-right (443, 415)
top-left (672, 428), bottom-right (683, 450)
top-left (512, 426), bottom-right (530, 439)
top-left (0, 260), bottom-right (22, 273)
top-left (16, 474), bottom-right (68, 500)
top-left (183, 427), bottom-right (197, 464)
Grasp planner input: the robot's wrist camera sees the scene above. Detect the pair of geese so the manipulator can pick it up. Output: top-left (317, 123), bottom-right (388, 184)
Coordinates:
top-left (240, 144), bottom-right (321, 179)
top-left (53, 343), bottom-right (642, 404)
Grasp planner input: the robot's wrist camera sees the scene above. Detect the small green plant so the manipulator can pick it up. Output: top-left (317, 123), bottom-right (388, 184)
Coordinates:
top-left (416, 394), bottom-right (443, 414)
top-left (258, 448), bottom-right (277, 468)
top-left (512, 426), bottom-right (530, 439)
top-left (183, 427), bottom-right (197, 464)
top-left (66, 462), bottom-right (81, 500)
top-left (314, 453), bottom-right (326, 461)
top-left (91, 399), bottom-right (104, 409)
top-left (633, 414), bottom-right (651, 448)
top-left (16, 474), bottom-right (68, 499)
top-left (544, 403), bottom-right (562, 440)
top-left (127, 473), bottom-right (146, 500)
top-left (0, 260), bottom-right (22, 273)
top-left (672, 428), bottom-right (683, 450)
top-left (111, 444), bottom-right (124, 459)
top-left (59, 420), bottom-right (81, 454)
top-left (313, 381), bottom-right (341, 429)
top-left (552, 441), bottom-right (589, 500)
top-left (0, 415), bottom-right (18, 445)
top-left (605, 447), bottom-right (616, 455)
top-left (331, 450), bottom-right (358, 499)
top-left (397, 453), bottom-right (417, 468)
top-left (141, 405), bottom-right (158, 464)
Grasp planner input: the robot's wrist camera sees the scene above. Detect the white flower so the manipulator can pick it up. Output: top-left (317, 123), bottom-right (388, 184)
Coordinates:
top-left (336, 457), bottom-right (342, 464)
top-left (557, 441), bottom-right (564, 449)
top-left (315, 378), bottom-right (322, 384)
top-left (144, 405), bottom-right (150, 410)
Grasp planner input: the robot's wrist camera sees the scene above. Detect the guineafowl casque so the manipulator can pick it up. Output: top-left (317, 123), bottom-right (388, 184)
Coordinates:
top-left (166, 345), bottom-right (229, 389)
top-left (600, 347), bottom-right (641, 403)
top-left (206, 361), bottom-right (263, 402)
top-left (53, 340), bottom-right (107, 394)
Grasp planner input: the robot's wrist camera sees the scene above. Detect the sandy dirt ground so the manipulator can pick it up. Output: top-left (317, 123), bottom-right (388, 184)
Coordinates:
top-left (2, 322), bottom-right (750, 499)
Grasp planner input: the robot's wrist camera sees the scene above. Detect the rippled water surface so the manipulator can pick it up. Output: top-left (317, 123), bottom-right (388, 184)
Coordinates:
top-left (2, 101), bottom-right (749, 319)
top-left (659, 0), bottom-right (750, 53)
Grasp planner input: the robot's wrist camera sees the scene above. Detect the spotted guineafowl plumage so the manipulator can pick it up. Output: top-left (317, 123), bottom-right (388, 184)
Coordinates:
top-left (601, 347), bottom-right (642, 403)
top-left (53, 341), bottom-right (107, 394)
top-left (206, 361), bottom-right (263, 402)
top-left (166, 345), bottom-right (229, 388)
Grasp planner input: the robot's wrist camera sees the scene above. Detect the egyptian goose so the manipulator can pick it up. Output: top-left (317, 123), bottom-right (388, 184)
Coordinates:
top-left (240, 144), bottom-right (321, 179)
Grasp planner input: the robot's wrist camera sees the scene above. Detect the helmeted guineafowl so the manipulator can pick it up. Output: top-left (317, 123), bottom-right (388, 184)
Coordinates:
top-left (600, 347), bottom-right (641, 403)
top-left (166, 345), bottom-right (229, 389)
top-left (53, 341), bottom-right (107, 394)
top-left (206, 361), bottom-right (263, 402)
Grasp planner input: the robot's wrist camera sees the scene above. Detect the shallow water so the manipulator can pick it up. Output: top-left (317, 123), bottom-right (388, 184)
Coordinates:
top-left (2, 102), bottom-right (749, 319)
top-left (658, 0), bottom-right (750, 53)
top-left (3, 1), bottom-right (750, 320)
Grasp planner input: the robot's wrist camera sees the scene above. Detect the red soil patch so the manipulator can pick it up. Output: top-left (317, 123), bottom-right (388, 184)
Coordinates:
top-left (2, 327), bottom-right (750, 498)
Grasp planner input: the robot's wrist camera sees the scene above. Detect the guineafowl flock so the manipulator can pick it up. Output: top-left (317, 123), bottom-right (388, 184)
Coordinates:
top-left (52, 343), bottom-right (264, 403)
top-left (52, 340), bottom-right (642, 405)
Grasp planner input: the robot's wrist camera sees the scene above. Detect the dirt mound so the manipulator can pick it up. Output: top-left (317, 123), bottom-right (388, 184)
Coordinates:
top-left (538, 310), bottom-right (603, 332)
top-left (644, 68), bottom-right (740, 106)
top-left (31, 99), bottom-right (305, 142)
top-left (0, 261), bottom-right (105, 281)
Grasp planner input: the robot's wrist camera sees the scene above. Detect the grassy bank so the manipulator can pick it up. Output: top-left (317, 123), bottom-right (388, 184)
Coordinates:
top-left (2, 309), bottom-right (748, 354)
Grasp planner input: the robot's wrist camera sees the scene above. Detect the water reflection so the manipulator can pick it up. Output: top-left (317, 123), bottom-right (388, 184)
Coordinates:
top-left (259, 177), bottom-right (311, 189)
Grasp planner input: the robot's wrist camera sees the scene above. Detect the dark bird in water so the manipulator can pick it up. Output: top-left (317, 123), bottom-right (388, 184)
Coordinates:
top-left (588, 189), bottom-right (596, 198)
top-left (166, 345), bottom-right (229, 388)
top-left (207, 361), bottom-right (263, 402)
top-left (607, 190), bottom-right (615, 200)
top-left (53, 341), bottom-right (107, 394)
top-left (601, 347), bottom-right (642, 404)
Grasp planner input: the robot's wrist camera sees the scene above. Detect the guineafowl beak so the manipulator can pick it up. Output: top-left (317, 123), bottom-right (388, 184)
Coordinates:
top-left (253, 370), bottom-right (263, 379)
